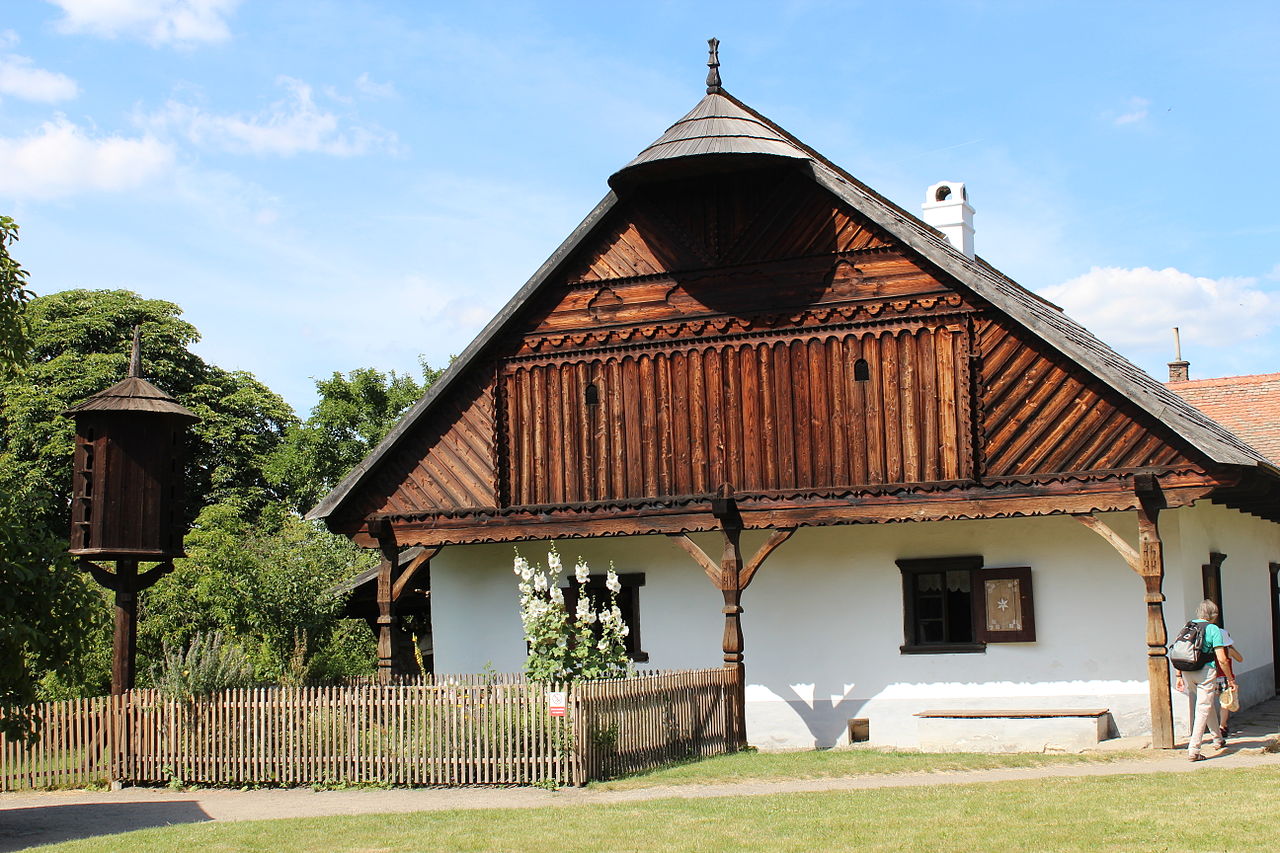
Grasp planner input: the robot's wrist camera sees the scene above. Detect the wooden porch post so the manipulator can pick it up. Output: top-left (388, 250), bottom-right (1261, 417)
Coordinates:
top-left (1135, 475), bottom-right (1175, 750)
top-left (667, 488), bottom-right (796, 750)
top-left (1073, 472), bottom-right (1174, 749)
top-left (714, 496), bottom-right (746, 745)
top-left (373, 519), bottom-right (398, 685)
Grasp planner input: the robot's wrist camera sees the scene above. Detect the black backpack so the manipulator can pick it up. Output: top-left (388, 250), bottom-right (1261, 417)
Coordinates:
top-left (1168, 621), bottom-right (1214, 671)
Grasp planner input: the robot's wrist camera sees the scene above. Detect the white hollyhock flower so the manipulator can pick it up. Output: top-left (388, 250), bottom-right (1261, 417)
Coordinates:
top-left (513, 555), bottom-right (528, 576)
top-left (575, 558), bottom-right (590, 585)
top-left (550, 586), bottom-right (564, 606)
top-left (605, 569), bottom-right (622, 594)
top-left (548, 550), bottom-right (562, 572)
top-left (575, 597), bottom-right (594, 623)
top-left (534, 572), bottom-right (548, 592)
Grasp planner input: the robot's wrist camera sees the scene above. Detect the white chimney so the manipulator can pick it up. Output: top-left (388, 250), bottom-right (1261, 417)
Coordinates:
top-left (921, 181), bottom-right (975, 259)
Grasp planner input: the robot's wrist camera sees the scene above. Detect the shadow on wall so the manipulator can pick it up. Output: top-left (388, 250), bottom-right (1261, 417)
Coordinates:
top-left (0, 801), bottom-right (211, 852)
top-left (755, 651), bottom-right (1151, 748)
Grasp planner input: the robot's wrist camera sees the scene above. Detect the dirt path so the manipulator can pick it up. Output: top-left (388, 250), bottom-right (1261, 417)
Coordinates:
top-left (3, 703), bottom-right (1278, 852)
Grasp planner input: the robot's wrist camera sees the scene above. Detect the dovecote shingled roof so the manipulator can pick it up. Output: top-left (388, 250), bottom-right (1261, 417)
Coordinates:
top-left (64, 375), bottom-right (198, 419)
top-left (308, 85), bottom-right (1273, 522)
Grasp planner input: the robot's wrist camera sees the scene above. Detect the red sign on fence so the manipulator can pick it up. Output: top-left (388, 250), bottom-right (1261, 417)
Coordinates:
top-left (547, 690), bottom-right (567, 717)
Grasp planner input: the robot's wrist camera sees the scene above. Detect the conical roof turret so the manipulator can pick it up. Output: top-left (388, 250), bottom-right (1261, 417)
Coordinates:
top-left (608, 40), bottom-right (811, 191)
top-left (64, 327), bottom-right (199, 420)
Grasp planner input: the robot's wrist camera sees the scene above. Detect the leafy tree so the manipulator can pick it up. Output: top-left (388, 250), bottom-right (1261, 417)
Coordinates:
top-left (0, 223), bottom-right (98, 741)
top-left (269, 360), bottom-right (441, 514)
top-left (0, 289), bottom-right (297, 535)
top-left (139, 502), bottom-right (378, 684)
top-left (0, 217), bottom-right (31, 372)
top-left (0, 289), bottom-right (299, 701)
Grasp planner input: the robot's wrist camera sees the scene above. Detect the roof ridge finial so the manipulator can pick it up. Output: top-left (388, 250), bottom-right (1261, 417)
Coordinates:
top-left (128, 325), bottom-right (142, 379)
top-left (706, 37), bottom-right (722, 94)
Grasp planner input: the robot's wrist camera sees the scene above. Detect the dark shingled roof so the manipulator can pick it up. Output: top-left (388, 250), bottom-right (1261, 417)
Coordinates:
top-left (1169, 373), bottom-right (1280, 465)
top-left (308, 87), bottom-right (1273, 522)
top-left (609, 92), bottom-right (809, 188)
top-left (64, 375), bottom-right (199, 420)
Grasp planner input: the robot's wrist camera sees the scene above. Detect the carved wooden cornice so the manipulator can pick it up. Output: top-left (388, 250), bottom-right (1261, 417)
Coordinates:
top-left (512, 293), bottom-right (973, 360)
top-left (335, 468), bottom-right (1225, 548)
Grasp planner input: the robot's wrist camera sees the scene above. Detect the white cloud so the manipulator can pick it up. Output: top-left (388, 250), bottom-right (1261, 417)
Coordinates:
top-left (0, 116), bottom-right (174, 199)
top-left (354, 72), bottom-right (396, 99)
top-left (1040, 266), bottom-right (1277, 351)
top-left (0, 30), bottom-right (19, 50)
top-left (0, 54), bottom-right (79, 102)
top-left (1113, 96), bottom-right (1150, 126)
top-left (146, 76), bottom-right (397, 157)
top-left (45, 0), bottom-right (241, 46)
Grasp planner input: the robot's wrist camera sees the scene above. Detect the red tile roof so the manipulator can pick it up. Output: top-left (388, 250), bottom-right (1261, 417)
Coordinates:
top-left (1168, 373), bottom-right (1280, 464)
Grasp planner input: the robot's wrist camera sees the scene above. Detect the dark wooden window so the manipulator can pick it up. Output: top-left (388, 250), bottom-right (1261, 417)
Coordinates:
top-left (563, 572), bottom-right (648, 663)
top-left (584, 382), bottom-right (599, 406)
top-left (1202, 552), bottom-right (1226, 626)
top-left (898, 557), bottom-right (1035, 653)
top-left (853, 358), bottom-right (870, 381)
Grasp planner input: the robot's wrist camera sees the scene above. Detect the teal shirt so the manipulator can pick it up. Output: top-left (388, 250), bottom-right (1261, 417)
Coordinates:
top-left (1193, 620), bottom-right (1225, 673)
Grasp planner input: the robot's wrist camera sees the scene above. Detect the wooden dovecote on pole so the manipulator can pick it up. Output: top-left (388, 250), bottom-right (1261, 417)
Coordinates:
top-left (64, 327), bottom-right (200, 693)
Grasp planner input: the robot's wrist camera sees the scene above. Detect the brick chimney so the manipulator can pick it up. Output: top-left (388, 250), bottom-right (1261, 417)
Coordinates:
top-left (921, 181), bottom-right (975, 259)
top-left (1168, 327), bottom-right (1189, 382)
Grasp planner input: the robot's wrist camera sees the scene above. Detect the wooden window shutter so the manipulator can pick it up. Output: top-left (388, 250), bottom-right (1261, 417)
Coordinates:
top-left (977, 566), bottom-right (1035, 643)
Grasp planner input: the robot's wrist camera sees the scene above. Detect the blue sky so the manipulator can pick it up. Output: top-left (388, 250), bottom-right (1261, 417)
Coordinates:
top-left (3, 1), bottom-right (1278, 415)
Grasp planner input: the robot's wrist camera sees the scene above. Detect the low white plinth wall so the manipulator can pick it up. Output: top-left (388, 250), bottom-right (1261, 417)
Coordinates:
top-left (915, 709), bottom-right (1113, 753)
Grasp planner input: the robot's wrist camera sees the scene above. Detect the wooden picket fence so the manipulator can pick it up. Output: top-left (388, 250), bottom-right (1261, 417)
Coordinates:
top-left (0, 668), bottom-right (739, 790)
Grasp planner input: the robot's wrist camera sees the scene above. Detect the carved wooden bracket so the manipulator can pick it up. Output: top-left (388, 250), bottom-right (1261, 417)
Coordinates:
top-left (392, 546), bottom-right (441, 602)
top-left (1072, 514), bottom-right (1140, 574)
top-left (77, 559), bottom-right (174, 591)
top-left (667, 533), bottom-right (720, 586)
top-left (666, 527), bottom-right (797, 592)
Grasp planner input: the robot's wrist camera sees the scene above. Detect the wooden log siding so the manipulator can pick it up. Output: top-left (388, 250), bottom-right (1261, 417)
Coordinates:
top-left (0, 670), bottom-right (735, 789)
top-left (977, 320), bottom-right (1194, 477)
top-left (353, 376), bottom-right (499, 519)
top-left (502, 323), bottom-right (972, 505)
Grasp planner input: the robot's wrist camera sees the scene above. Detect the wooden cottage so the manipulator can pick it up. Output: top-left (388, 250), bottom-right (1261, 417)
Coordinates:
top-left (313, 49), bottom-right (1280, 749)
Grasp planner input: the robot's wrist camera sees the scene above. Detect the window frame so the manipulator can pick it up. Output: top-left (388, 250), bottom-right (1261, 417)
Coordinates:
top-left (897, 556), bottom-right (985, 654)
top-left (897, 557), bottom-right (1036, 653)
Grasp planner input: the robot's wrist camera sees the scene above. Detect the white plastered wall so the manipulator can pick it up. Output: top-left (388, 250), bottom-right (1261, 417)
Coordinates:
top-left (430, 504), bottom-right (1279, 750)
top-left (1163, 501), bottom-right (1280, 717)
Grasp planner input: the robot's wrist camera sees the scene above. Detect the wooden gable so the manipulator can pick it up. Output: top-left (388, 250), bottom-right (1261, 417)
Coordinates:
top-left (500, 168), bottom-right (978, 506)
top-left (327, 163), bottom-right (1225, 537)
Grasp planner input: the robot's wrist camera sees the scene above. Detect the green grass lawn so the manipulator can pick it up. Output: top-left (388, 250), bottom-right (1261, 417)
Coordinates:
top-left (33, 765), bottom-right (1280, 853)
top-left (588, 746), bottom-right (1153, 790)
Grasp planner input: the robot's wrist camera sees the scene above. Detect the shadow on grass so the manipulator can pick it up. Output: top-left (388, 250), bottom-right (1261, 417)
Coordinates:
top-left (0, 801), bottom-right (210, 852)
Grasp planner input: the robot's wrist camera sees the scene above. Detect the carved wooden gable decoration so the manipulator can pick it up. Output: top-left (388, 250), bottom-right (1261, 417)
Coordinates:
top-left (314, 90), bottom-right (1274, 546)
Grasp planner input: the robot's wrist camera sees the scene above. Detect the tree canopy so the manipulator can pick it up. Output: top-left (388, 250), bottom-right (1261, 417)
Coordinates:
top-left (269, 361), bottom-right (441, 515)
top-left (0, 273), bottom-right (443, 717)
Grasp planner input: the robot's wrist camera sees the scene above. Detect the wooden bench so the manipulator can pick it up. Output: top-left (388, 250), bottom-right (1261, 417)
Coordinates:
top-left (914, 709), bottom-right (1113, 753)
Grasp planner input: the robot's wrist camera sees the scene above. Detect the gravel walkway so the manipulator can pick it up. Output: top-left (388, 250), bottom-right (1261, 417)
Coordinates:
top-left (2, 699), bottom-right (1277, 852)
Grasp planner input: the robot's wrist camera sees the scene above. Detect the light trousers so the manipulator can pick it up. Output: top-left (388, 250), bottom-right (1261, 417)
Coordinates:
top-left (1183, 665), bottom-right (1220, 756)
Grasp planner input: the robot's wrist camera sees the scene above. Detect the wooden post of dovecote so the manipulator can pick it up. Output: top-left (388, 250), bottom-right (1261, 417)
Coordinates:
top-left (65, 328), bottom-right (200, 694)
